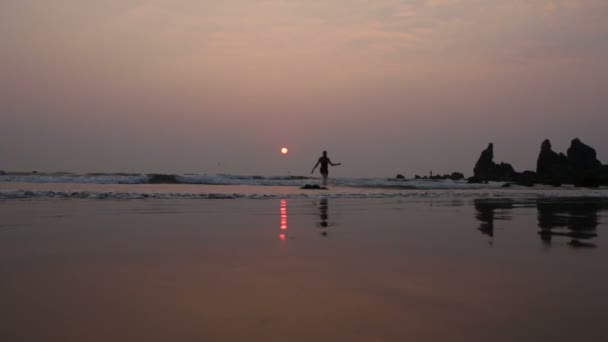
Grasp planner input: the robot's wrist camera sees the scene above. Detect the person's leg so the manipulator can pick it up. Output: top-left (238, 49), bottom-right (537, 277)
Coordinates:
top-left (322, 172), bottom-right (328, 186)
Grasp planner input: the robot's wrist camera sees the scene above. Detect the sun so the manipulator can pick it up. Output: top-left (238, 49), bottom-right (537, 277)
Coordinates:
top-left (281, 147), bottom-right (288, 155)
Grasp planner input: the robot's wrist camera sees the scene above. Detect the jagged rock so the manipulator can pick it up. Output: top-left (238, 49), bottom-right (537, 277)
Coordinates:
top-left (395, 174), bottom-right (405, 179)
top-left (473, 143), bottom-right (517, 181)
top-left (424, 172), bottom-right (464, 180)
top-left (473, 143), bottom-right (495, 179)
top-left (450, 172), bottom-right (464, 181)
top-left (467, 176), bottom-right (486, 184)
top-left (469, 139), bottom-right (607, 187)
top-left (535, 138), bottom-right (608, 187)
top-left (536, 139), bottom-right (569, 185)
top-left (567, 138), bottom-right (604, 187)
top-left (515, 170), bottom-right (537, 187)
top-left (148, 174), bottom-right (180, 184)
top-left (601, 165), bottom-right (608, 185)
top-left (300, 184), bottom-right (328, 190)
top-left (568, 138), bottom-right (602, 170)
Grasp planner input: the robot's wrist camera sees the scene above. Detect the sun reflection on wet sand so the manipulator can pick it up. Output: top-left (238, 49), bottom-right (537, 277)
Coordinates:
top-left (279, 199), bottom-right (288, 240)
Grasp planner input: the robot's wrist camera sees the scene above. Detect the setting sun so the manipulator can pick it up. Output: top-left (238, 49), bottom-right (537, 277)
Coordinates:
top-left (281, 147), bottom-right (288, 155)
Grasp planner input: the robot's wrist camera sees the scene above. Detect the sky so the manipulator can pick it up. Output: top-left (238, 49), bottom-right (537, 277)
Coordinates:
top-left (1, 0), bottom-right (607, 177)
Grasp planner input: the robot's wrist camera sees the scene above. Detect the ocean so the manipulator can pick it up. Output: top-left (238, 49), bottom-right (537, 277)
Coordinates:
top-left (2, 172), bottom-right (608, 341)
top-left (2, 171), bottom-right (608, 200)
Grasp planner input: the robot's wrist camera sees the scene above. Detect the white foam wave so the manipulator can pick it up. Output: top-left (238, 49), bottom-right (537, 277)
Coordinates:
top-left (2, 189), bottom-right (608, 200)
top-left (0, 174), bottom-right (148, 184)
top-left (2, 173), bottom-right (608, 195)
top-left (0, 172), bottom-right (503, 189)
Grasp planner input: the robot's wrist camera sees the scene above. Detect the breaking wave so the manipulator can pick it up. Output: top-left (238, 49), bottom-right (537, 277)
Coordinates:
top-left (0, 172), bottom-right (485, 188)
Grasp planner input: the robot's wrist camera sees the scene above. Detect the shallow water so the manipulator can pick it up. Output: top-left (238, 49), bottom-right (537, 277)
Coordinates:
top-left (2, 181), bottom-right (608, 199)
top-left (1, 197), bottom-right (607, 341)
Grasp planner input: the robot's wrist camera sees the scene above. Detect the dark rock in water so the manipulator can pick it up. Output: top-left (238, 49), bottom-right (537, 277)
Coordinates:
top-left (499, 171), bottom-right (536, 187)
top-left (536, 138), bottom-right (608, 187)
top-left (568, 138), bottom-right (602, 170)
top-left (0, 170), bottom-right (5, 175)
top-left (493, 162), bottom-right (517, 181)
top-left (467, 176), bottom-right (486, 184)
top-left (300, 184), bottom-right (328, 190)
top-left (473, 143), bottom-right (517, 181)
top-left (568, 138), bottom-right (604, 187)
top-left (395, 174), bottom-right (405, 179)
top-left (515, 170), bottom-right (537, 187)
top-left (450, 172), bottom-right (464, 181)
top-left (148, 174), bottom-right (180, 184)
top-left (420, 172), bottom-right (465, 181)
top-left (473, 143), bottom-right (494, 177)
top-left (468, 139), bottom-right (608, 186)
top-left (601, 165), bottom-right (608, 185)
top-left (536, 139), bottom-right (569, 185)
top-left (414, 175), bottom-right (421, 179)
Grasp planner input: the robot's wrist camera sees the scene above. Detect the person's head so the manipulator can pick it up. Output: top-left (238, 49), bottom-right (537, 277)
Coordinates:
top-left (323, 150), bottom-right (327, 156)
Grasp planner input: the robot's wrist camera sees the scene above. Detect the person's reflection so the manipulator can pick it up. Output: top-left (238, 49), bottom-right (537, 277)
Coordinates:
top-left (537, 199), bottom-right (601, 248)
top-left (317, 198), bottom-right (330, 236)
top-left (474, 199), bottom-right (514, 238)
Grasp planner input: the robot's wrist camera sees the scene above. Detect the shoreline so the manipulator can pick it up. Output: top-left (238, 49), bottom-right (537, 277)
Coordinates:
top-left (2, 181), bottom-right (608, 200)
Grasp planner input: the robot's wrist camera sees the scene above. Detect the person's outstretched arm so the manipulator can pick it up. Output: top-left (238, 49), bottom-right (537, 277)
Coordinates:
top-left (311, 160), bottom-right (320, 174)
top-left (329, 159), bottom-right (342, 166)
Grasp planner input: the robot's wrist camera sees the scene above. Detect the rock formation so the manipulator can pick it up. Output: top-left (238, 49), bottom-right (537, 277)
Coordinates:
top-left (567, 138), bottom-right (604, 187)
top-left (147, 174), bottom-right (180, 184)
top-left (450, 172), bottom-right (464, 181)
top-left (473, 143), bottom-right (518, 182)
top-left (568, 138), bottom-right (602, 170)
top-left (536, 138), bottom-right (608, 187)
top-left (472, 139), bottom-right (607, 187)
top-left (536, 139), bottom-right (568, 185)
top-left (300, 184), bottom-right (328, 190)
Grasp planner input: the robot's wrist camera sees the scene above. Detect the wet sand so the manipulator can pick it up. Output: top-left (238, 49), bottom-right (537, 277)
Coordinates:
top-left (1, 198), bottom-right (607, 341)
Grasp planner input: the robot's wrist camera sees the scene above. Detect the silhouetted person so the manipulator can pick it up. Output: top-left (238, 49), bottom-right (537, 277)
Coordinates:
top-left (311, 151), bottom-right (341, 186)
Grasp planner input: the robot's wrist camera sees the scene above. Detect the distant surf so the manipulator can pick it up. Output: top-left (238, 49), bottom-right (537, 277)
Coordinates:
top-left (2, 172), bottom-right (608, 200)
top-left (0, 172), bottom-right (491, 188)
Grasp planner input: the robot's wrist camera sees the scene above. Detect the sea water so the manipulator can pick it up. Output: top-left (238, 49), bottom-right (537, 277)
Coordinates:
top-left (1, 171), bottom-right (608, 199)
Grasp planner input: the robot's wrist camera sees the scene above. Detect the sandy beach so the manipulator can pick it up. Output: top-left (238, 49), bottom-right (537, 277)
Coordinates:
top-left (2, 196), bottom-right (607, 341)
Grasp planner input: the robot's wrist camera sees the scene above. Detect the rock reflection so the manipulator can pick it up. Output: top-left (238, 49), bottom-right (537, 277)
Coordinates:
top-left (474, 199), bottom-right (514, 238)
top-left (474, 198), bottom-right (607, 248)
top-left (537, 199), bottom-right (603, 248)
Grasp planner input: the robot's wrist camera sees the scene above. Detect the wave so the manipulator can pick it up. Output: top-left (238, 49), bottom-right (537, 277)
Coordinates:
top-left (0, 172), bottom-right (486, 188)
top-left (2, 189), bottom-right (608, 200)
top-left (3, 172), bottom-right (608, 194)
top-left (0, 172), bottom-right (316, 185)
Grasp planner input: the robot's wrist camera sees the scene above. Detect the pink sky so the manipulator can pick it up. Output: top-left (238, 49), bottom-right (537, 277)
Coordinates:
top-left (1, 0), bottom-right (607, 176)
